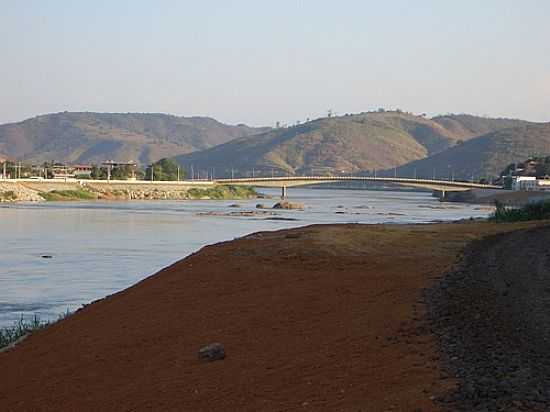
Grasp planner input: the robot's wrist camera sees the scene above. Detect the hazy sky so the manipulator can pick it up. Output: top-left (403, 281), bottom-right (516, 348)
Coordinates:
top-left (1, 0), bottom-right (549, 126)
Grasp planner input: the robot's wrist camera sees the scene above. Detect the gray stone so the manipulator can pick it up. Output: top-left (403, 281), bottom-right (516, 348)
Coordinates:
top-left (272, 201), bottom-right (304, 210)
top-left (198, 343), bottom-right (225, 362)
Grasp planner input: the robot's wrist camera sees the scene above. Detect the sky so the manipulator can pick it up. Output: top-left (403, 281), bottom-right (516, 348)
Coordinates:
top-left (1, 0), bottom-right (549, 126)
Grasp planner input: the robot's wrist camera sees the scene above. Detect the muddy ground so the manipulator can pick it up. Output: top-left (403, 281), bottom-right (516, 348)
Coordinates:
top-left (0, 222), bottom-right (545, 411)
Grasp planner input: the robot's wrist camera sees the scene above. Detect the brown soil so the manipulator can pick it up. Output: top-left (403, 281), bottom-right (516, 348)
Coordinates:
top-left (0, 222), bottom-right (537, 411)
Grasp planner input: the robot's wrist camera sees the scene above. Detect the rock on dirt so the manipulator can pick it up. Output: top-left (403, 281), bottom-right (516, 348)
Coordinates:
top-left (198, 343), bottom-right (225, 362)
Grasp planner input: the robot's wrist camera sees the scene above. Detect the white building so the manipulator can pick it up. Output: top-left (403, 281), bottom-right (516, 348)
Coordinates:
top-left (513, 176), bottom-right (537, 191)
top-left (512, 176), bottom-right (550, 191)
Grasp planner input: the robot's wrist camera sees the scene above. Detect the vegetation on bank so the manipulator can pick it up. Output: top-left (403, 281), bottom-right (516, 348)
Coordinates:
top-left (145, 158), bottom-right (183, 181)
top-left (0, 310), bottom-right (73, 350)
top-left (491, 200), bottom-right (550, 222)
top-left (39, 188), bottom-right (97, 201)
top-left (0, 190), bottom-right (17, 201)
top-left (0, 316), bottom-right (48, 349)
top-left (34, 185), bottom-right (257, 201)
top-left (187, 185), bottom-right (257, 200)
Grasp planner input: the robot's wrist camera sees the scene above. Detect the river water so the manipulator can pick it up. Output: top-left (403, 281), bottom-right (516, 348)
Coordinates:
top-left (0, 188), bottom-right (491, 328)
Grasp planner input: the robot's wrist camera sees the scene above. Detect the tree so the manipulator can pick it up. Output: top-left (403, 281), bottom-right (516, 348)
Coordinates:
top-left (91, 165), bottom-right (106, 179)
top-left (145, 158), bottom-right (183, 181)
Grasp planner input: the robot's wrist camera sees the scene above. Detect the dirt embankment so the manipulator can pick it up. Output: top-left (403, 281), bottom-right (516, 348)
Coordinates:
top-left (0, 222), bottom-right (540, 411)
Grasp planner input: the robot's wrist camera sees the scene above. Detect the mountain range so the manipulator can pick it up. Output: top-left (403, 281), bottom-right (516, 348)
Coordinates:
top-left (0, 112), bottom-right (267, 165)
top-left (1, 111), bottom-right (548, 180)
top-left (390, 123), bottom-right (550, 180)
top-left (173, 111), bottom-right (532, 178)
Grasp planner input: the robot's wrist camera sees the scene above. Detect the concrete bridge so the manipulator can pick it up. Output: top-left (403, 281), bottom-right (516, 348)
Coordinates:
top-left (214, 176), bottom-right (503, 199)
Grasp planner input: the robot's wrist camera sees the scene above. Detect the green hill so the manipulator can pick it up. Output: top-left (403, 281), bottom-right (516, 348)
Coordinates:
top-left (173, 111), bottom-right (529, 177)
top-left (0, 112), bottom-right (268, 165)
top-left (390, 123), bottom-right (550, 180)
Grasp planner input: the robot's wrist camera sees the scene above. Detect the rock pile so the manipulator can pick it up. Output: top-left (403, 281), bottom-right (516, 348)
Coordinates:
top-left (427, 226), bottom-right (550, 411)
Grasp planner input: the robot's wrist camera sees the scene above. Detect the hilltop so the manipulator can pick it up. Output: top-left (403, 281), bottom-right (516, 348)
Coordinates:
top-left (0, 112), bottom-right (268, 165)
top-left (173, 112), bottom-right (528, 177)
top-left (391, 123), bottom-right (550, 180)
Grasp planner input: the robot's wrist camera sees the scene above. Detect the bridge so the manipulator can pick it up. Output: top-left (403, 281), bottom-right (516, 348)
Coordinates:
top-left (214, 176), bottom-right (502, 199)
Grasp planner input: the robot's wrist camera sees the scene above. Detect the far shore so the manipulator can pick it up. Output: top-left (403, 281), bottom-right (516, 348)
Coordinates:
top-left (0, 179), bottom-right (259, 202)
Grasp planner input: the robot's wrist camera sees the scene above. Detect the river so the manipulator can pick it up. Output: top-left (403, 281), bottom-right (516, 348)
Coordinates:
top-left (0, 188), bottom-right (491, 328)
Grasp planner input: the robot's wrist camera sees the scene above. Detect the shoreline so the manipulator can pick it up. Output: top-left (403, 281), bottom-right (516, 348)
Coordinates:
top-left (0, 179), bottom-right (259, 202)
top-left (0, 220), bottom-right (544, 411)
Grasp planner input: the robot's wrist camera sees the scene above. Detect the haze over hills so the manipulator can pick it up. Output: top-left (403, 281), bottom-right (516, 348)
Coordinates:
top-left (0, 112), bottom-right (268, 165)
top-left (173, 111), bottom-right (530, 177)
top-left (389, 123), bottom-right (550, 181)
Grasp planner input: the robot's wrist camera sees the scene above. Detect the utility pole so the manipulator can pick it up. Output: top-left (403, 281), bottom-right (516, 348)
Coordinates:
top-left (177, 167), bottom-right (180, 181)
top-left (252, 168), bottom-right (255, 178)
top-left (394, 167), bottom-right (397, 178)
top-left (150, 164), bottom-right (154, 181)
top-left (191, 164), bottom-right (194, 180)
top-left (231, 168), bottom-right (234, 179)
top-left (413, 167), bottom-right (417, 179)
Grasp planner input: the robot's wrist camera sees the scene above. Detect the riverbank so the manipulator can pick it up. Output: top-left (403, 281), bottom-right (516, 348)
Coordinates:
top-left (428, 225), bottom-right (550, 410)
top-left (0, 220), bottom-right (544, 411)
top-left (0, 179), bottom-right (258, 201)
top-left (444, 188), bottom-right (550, 206)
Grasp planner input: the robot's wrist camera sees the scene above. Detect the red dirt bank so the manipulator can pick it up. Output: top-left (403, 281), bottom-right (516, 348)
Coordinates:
top-left (0, 223), bottom-right (531, 411)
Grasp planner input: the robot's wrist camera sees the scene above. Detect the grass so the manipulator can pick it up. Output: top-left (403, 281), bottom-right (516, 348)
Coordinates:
top-left (187, 185), bottom-right (257, 200)
top-left (0, 315), bottom-right (48, 349)
top-left (491, 200), bottom-right (550, 222)
top-left (0, 310), bottom-right (72, 350)
top-left (39, 188), bottom-right (97, 201)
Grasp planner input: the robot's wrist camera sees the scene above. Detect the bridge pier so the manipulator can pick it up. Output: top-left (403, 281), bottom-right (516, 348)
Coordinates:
top-left (281, 185), bottom-right (287, 200)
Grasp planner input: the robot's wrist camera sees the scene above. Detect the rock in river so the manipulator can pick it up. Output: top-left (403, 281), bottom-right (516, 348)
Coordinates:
top-left (272, 201), bottom-right (304, 210)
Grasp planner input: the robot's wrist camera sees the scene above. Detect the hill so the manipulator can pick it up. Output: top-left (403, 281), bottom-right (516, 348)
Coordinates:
top-left (0, 112), bottom-right (268, 165)
top-left (173, 112), bottom-right (528, 177)
top-left (390, 123), bottom-right (550, 180)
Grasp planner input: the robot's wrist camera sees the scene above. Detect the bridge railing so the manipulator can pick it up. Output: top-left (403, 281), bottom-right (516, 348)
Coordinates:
top-left (213, 175), bottom-right (502, 189)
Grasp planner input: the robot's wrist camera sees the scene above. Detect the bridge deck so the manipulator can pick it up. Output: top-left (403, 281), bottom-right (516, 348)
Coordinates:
top-left (214, 176), bottom-right (502, 191)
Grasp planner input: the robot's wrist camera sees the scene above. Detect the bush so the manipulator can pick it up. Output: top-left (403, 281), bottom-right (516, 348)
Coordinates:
top-left (491, 200), bottom-right (550, 222)
top-left (0, 191), bottom-right (17, 201)
top-left (40, 189), bottom-right (96, 201)
top-left (0, 315), bottom-right (47, 349)
top-left (0, 310), bottom-right (73, 349)
top-left (187, 185), bottom-right (257, 199)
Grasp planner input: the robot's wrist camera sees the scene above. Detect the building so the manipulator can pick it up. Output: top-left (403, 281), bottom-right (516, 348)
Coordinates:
top-left (51, 164), bottom-right (93, 179)
top-left (536, 179), bottom-right (550, 191)
top-left (512, 176), bottom-right (550, 191)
